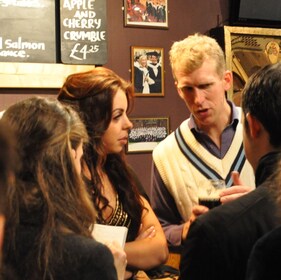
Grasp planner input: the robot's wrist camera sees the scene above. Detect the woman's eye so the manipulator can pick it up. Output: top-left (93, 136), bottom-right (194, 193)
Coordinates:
top-left (113, 114), bottom-right (121, 120)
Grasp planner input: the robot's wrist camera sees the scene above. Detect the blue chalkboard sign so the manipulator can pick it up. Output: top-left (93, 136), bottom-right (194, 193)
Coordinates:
top-left (60, 0), bottom-right (107, 65)
top-left (0, 0), bottom-right (56, 63)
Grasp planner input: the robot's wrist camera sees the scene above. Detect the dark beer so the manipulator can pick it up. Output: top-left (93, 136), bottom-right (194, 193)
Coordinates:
top-left (199, 197), bottom-right (221, 209)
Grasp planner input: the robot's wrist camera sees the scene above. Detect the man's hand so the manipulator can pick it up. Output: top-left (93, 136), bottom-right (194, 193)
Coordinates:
top-left (182, 205), bottom-right (209, 240)
top-left (220, 171), bottom-right (255, 204)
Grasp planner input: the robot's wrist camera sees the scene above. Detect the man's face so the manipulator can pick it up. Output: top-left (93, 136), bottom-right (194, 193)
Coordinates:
top-left (150, 55), bottom-right (158, 64)
top-left (174, 59), bottom-right (232, 130)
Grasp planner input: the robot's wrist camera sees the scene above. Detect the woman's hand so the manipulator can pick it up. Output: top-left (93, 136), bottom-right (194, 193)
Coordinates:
top-left (106, 241), bottom-right (127, 280)
top-left (135, 225), bottom-right (156, 240)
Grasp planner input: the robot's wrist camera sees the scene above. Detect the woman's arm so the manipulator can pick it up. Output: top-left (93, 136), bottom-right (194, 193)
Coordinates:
top-left (124, 196), bottom-right (169, 270)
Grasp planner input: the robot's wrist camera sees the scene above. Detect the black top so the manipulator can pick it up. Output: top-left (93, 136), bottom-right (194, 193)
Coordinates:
top-left (4, 225), bottom-right (117, 280)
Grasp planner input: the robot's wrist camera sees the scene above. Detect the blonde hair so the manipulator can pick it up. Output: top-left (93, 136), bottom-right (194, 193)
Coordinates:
top-left (169, 33), bottom-right (226, 80)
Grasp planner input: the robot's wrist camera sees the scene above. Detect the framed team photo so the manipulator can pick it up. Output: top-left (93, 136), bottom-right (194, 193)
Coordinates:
top-left (126, 117), bottom-right (169, 153)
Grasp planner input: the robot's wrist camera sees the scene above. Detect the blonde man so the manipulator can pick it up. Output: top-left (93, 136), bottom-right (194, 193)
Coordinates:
top-left (149, 33), bottom-right (255, 252)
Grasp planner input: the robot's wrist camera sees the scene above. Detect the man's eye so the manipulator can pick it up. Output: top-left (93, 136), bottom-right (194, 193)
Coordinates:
top-left (198, 83), bottom-right (212, 90)
top-left (180, 86), bottom-right (193, 94)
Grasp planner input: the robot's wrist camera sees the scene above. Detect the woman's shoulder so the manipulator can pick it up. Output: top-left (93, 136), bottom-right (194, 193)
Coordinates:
top-left (62, 234), bottom-right (112, 256)
top-left (58, 234), bottom-right (117, 279)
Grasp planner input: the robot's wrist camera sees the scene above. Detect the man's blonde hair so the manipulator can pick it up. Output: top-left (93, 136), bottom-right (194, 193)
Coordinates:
top-left (169, 33), bottom-right (226, 80)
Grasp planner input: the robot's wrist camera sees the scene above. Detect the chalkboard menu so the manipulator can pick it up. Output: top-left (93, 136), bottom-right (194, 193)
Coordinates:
top-left (60, 0), bottom-right (107, 65)
top-left (0, 0), bottom-right (56, 63)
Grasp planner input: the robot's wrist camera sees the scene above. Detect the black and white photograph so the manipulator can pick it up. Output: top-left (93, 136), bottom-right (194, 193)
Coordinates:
top-left (126, 117), bottom-right (169, 153)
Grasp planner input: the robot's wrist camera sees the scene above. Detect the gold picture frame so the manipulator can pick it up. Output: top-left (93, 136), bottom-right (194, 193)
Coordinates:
top-left (212, 26), bottom-right (281, 105)
top-left (131, 46), bottom-right (164, 96)
top-left (124, 0), bottom-right (168, 29)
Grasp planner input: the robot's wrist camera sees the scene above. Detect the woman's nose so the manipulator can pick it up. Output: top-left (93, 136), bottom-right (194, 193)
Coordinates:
top-left (124, 115), bottom-right (133, 130)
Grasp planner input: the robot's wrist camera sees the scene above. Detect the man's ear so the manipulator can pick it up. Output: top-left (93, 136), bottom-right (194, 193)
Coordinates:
top-left (223, 70), bottom-right (233, 91)
top-left (246, 113), bottom-right (261, 138)
top-left (177, 88), bottom-right (184, 100)
top-left (175, 81), bottom-right (185, 99)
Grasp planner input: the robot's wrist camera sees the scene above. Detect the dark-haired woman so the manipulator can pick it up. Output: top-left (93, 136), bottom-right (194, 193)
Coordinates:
top-left (58, 67), bottom-right (168, 278)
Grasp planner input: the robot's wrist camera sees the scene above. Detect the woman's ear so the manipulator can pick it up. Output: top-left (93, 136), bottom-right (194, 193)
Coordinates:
top-left (71, 148), bottom-right (77, 160)
top-left (246, 113), bottom-right (261, 138)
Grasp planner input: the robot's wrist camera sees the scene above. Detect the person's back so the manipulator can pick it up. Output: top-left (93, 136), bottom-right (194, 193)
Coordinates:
top-left (246, 161), bottom-right (281, 280)
top-left (1, 97), bottom-right (122, 280)
top-left (179, 62), bottom-right (281, 280)
top-left (180, 179), bottom-right (278, 280)
top-left (246, 225), bottom-right (281, 280)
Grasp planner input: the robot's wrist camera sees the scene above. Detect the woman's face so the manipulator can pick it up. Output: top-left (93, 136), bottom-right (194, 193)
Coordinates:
top-left (139, 56), bottom-right (148, 67)
top-left (102, 89), bottom-right (133, 154)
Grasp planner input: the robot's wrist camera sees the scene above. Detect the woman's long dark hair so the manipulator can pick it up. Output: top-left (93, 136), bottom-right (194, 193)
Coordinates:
top-left (58, 67), bottom-right (144, 241)
top-left (2, 97), bottom-right (96, 279)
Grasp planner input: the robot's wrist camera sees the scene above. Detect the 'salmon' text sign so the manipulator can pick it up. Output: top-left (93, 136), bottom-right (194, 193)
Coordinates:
top-left (0, 0), bottom-right (56, 63)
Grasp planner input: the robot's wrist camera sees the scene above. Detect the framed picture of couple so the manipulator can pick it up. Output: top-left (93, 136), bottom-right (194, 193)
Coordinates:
top-left (131, 46), bottom-right (164, 96)
top-left (124, 0), bottom-right (168, 29)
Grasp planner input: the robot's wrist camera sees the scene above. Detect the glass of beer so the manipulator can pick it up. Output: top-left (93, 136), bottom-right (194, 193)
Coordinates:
top-left (198, 179), bottom-right (226, 209)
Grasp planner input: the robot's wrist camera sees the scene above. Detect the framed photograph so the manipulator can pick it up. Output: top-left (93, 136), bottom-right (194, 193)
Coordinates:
top-left (131, 46), bottom-right (164, 96)
top-left (124, 0), bottom-right (168, 29)
top-left (211, 26), bottom-right (281, 105)
top-left (126, 117), bottom-right (169, 153)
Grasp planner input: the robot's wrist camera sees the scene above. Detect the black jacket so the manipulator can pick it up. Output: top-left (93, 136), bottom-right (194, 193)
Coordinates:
top-left (179, 151), bottom-right (281, 280)
top-left (246, 225), bottom-right (281, 280)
